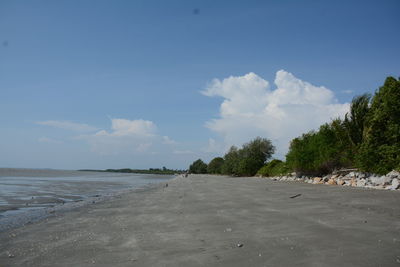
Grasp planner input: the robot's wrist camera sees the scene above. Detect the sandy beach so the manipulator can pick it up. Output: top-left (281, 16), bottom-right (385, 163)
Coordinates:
top-left (1, 174), bottom-right (400, 266)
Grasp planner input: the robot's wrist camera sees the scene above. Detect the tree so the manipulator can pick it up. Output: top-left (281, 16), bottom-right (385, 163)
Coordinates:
top-left (221, 146), bottom-right (240, 175)
top-left (286, 123), bottom-right (349, 175)
top-left (221, 137), bottom-right (275, 176)
top-left (207, 157), bottom-right (224, 174)
top-left (239, 137), bottom-right (275, 175)
top-left (189, 159), bottom-right (208, 174)
top-left (357, 77), bottom-right (400, 174)
top-left (343, 94), bottom-right (371, 147)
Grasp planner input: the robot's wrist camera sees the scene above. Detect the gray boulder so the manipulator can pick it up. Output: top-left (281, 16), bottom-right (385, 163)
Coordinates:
top-left (370, 176), bottom-right (392, 186)
top-left (390, 178), bottom-right (399, 190)
top-left (356, 179), bottom-right (366, 187)
top-left (386, 170), bottom-right (400, 179)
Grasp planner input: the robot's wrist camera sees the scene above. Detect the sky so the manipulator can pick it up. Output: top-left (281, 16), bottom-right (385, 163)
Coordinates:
top-left (0, 0), bottom-right (399, 170)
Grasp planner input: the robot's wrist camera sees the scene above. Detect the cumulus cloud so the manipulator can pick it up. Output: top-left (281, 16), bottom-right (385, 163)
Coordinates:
top-left (79, 118), bottom-right (176, 155)
top-left (36, 120), bottom-right (97, 132)
top-left (202, 70), bottom-right (350, 158)
top-left (94, 119), bottom-right (157, 137)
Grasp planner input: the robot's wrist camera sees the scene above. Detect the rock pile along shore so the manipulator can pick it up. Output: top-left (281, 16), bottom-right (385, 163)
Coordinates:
top-left (263, 170), bottom-right (400, 191)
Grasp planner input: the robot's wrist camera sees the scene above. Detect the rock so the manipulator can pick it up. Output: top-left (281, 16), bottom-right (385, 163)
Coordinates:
top-left (386, 170), bottom-right (400, 178)
top-left (357, 172), bottom-right (367, 179)
top-left (390, 178), bottom-right (399, 190)
top-left (237, 243), bottom-right (243, 248)
top-left (327, 178), bottom-right (337, 185)
top-left (357, 179), bottom-right (366, 187)
top-left (322, 175), bottom-right (330, 182)
top-left (370, 176), bottom-right (391, 186)
top-left (313, 177), bottom-right (322, 184)
top-left (337, 179), bottom-right (345, 186)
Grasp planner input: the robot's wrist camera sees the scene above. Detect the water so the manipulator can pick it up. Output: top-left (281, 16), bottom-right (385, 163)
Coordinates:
top-left (0, 168), bottom-right (174, 227)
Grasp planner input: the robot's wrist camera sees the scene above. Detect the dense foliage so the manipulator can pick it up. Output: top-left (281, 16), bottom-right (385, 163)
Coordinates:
top-left (188, 137), bottom-right (275, 177)
top-left (357, 77), bottom-right (400, 174)
top-left (221, 137), bottom-right (275, 176)
top-left (189, 159), bottom-right (208, 174)
top-left (257, 159), bottom-right (289, 177)
top-left (207, 157), bottom-right (225, 174)
top-left (286, 122), bottom-right (351, 175)
top-left (286, 76), bottom-right (400, 175)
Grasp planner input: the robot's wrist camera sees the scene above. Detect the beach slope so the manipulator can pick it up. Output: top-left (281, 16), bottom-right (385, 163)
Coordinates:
top-left (1, 174), bottom-right (400, 266)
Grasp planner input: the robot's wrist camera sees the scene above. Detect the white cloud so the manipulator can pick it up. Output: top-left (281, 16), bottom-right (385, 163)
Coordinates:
top-left (94, 119), bottom-right (157, 137)
top-left (78, 118), bottom-right (177, 156)
top-left (203, 70), bottom-right (350, 158)
top-left (36, 120), bottom-right (97, 132)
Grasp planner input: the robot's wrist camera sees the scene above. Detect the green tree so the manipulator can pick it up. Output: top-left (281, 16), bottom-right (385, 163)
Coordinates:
top-left (189, 159), bottom-right (208, 174)
top-left (357, 77), bottom-right (400, 174)
top-left (343, 94), bottom-right (371, 147)
top-left (222, 137), bottom-right (275, 176)
top-left (221, 146), bottom-right (240, 175)
top-left (207, 157), bottom-right (225, 174)
top-left (286, 123), bottom-right (349, 175)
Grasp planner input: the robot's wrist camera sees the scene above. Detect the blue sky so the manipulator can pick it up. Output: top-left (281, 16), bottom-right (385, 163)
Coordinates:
top-left (0, 0), bottom-right (399, 169)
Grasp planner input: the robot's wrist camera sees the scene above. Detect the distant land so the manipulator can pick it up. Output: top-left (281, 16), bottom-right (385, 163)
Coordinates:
top-left (79, 167), bottom-right (186, 175)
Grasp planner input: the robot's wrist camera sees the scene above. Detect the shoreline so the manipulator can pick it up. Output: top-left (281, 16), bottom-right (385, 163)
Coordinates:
top-left (0, 177), bottom-right (174, 233)
top-left (1, 174), bottom-right (399, 266)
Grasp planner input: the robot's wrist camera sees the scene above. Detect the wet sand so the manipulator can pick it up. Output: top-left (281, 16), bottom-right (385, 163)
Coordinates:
top-left (1, 174), bottom-right (400, 266)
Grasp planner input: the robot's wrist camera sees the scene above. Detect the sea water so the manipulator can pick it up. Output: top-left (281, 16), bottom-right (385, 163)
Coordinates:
top-left (0, 168), bottom-right (174, 230)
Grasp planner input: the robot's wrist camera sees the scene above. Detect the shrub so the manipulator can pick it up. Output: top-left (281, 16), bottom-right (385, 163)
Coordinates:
top-left (257, 159), bottom-right (289, 177)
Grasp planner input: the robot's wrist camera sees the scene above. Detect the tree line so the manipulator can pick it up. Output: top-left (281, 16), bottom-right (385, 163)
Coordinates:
top-left (189, 76), bottom-right (400, 176)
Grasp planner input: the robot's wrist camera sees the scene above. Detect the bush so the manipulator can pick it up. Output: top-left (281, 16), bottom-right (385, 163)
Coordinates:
top-left (257, 159), bottom-right (289, 177)
top-left (286, 122), bottom-right (350, 175)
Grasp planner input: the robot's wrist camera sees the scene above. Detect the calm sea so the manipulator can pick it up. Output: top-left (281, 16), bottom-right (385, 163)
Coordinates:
top-left (0, 168), bottom-right (174, 220)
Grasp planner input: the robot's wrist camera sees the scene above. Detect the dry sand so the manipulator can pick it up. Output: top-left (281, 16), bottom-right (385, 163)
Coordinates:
top-left (1, 174), bottom-right (400, 266)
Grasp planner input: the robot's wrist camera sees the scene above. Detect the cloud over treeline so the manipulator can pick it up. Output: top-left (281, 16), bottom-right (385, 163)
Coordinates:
top-left (202, 70), bottom-right (350, 158)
